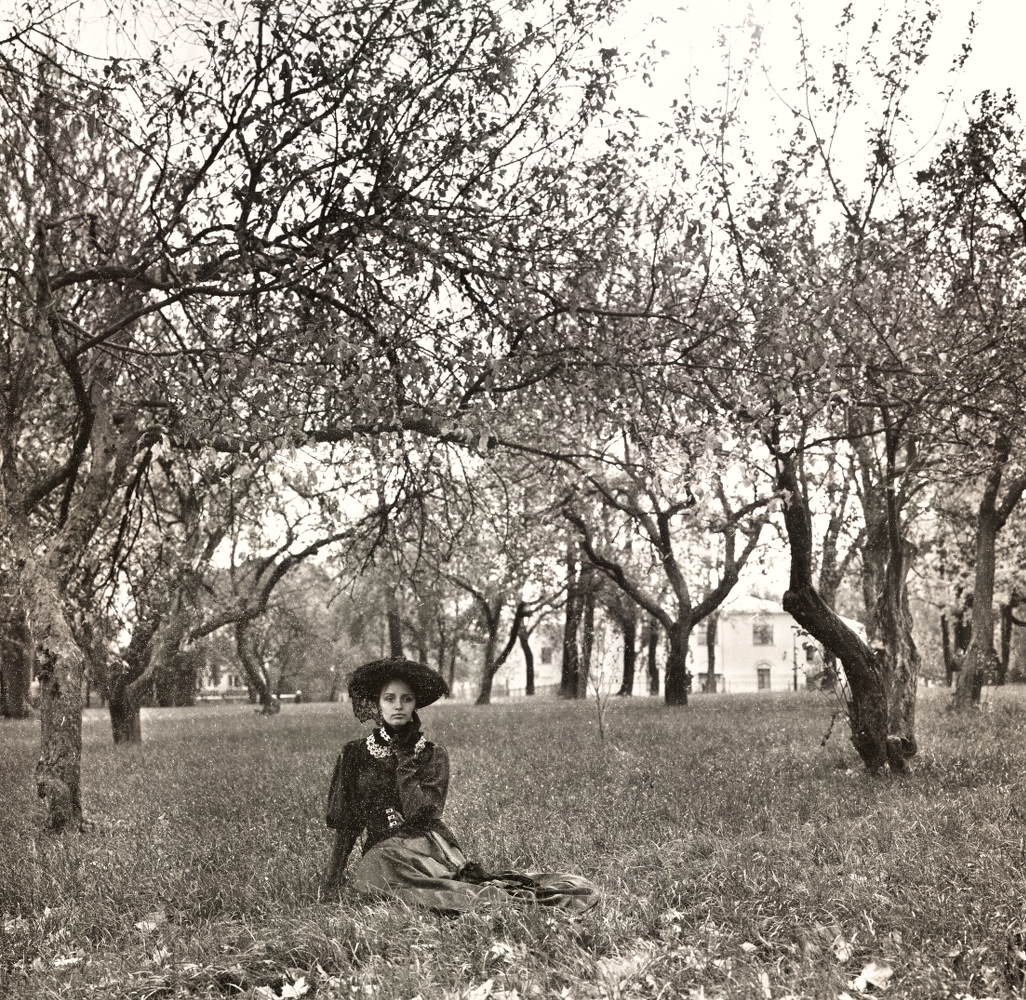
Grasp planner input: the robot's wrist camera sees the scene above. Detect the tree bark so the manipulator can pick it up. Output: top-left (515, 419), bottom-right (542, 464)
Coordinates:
top-left (704, 612), bottom-right (718, 694)
top-left (954, 439), bottom-right (1026, 708)
top-left (776, 452), bottom-right (896, 772)
top-left (576, 564), bottom-right (597, 699)
top-left (475, 628), bottom-right (500, 706)
top-left (0, 596), bottom-right (33, 718)
top-left (27, 565), bottom-right (85, 830)
top-left (954, 508), bottom-right (998, 707)
top-left (476, 601), bottom-right (528, 705)
top-left (108, 683), bottom-right (142, 744)
top-left (617, 605), bottom-right (637, 696)
top-left (940, 613), bottom-right (955, 687)
top-left (518, 624), bottom-right (535, 696)
top-left (871, 529), bottom-right (920, 768)
top-left (100, 613), bottom-right (158, 743)
top-left (954, 600), bottom-right (972, 656)
top-left (560, 541), bottom-right (582, 698)
top-left (235, 618), bottom-right (277, 713)
top-left (646, 623), bottom-right (659, 695)
top-left (998, 602), bottom-right (1012, 686)
top-left (386, 588), bottom-right (404, 658)
top-left (107, 636), bottom-right (147, 744)
top-left (664, 621), bottom-right (690, 706)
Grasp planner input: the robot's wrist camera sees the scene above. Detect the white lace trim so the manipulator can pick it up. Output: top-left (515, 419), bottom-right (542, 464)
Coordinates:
top-left (365, 729), bottom-right (426, 759)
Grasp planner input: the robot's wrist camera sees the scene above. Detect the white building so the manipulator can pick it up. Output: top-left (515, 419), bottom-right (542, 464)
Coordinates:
top-left (488, 593), bottom-right (865, 698)
top-left (690, 594), bottom-right (809, 693)
top-left (197, 661), bottom-right (247, 699)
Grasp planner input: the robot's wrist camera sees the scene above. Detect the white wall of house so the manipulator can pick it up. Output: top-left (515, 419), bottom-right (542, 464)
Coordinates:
top-left (483, 593), bottom-right (856, 699)
top-left (198, 664), bottom-right (247, 697)
top-left (690, 595), bottom-right (807, 694)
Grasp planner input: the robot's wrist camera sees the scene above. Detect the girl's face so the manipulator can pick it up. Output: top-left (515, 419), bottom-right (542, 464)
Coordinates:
top-left (379, 679), bottom-right (416, 726)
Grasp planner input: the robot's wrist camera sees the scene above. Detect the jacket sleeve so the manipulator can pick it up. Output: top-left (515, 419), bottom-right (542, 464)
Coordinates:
top-left (394, 743), bottom-right (449, 826)
top-left (325, 744), bottom-right (363, 860)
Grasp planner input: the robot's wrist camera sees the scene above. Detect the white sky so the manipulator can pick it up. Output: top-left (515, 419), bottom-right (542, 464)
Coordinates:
top-left (602, 0), bottom-right (1025, 183)
top-left (609, 0), bottom-right (1024, 114)
top-left (35, 0), bottom-right (1025, 180)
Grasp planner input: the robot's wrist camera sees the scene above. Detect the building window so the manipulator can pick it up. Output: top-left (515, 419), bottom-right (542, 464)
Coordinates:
top-left (753, 623), bottom-right (774, 646)
top-left (695, 624), bottom-right (707, 645)
top-left (757, 667), bottom-right (771, 690)
top-left (540, 646), bottom-right (552, 665)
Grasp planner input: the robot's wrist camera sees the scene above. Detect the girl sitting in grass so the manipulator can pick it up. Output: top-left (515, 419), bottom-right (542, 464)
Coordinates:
top-left (322, 656), bottom-right (598, 913)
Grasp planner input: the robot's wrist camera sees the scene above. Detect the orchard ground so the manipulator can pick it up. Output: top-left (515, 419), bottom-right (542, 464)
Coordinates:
top-left (1, 688), bottom-right (1025, 999)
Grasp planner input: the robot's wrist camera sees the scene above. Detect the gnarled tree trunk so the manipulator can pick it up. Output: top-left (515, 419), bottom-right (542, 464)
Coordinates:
top-left (0, 594), bottom-right (33, 718)
top-left (476, 601), bottom-right (528, 705)
top-left (954, 438), bottom-right (1026, 709)
top-left (777, 452), bottom-right (907, 773)
top-left (664, 621), bottom-right (691, 706)
top-left (235, 618), bottom-right (277, 713)
top-left (26, 564), bottom-right (86, 830)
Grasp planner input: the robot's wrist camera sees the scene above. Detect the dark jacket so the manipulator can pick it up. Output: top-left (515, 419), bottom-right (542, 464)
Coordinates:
top-left (325, 735), bottom-right (460, 867)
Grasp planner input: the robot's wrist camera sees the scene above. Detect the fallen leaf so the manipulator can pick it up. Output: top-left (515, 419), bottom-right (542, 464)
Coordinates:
top-left (135, 909), bottom-right (167, 933)
top-left (599, 943), bottom-right (652, 988)
top-left (487, 941), bottom-right (515, 962)
top-left (832, 936), bottom-right (854, 963)
top-left (849, 960), bottom-right (894, 993)
top-left (861, 962), bottom-right (894, 988)
top-left (281, 976), bottom-right (309, 998)
top-left (597, 948), bottom-right (653, 986)
top-left (466, 980), bottom-right (494, 1000)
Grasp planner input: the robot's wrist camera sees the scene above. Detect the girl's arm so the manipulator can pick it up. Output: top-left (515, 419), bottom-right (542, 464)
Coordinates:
top-left (322, 827), bottom-right (357, 896)
top-left (322, 745), bottom-right (362, 894)
top-left (394, 743), bottom-right (449, 824)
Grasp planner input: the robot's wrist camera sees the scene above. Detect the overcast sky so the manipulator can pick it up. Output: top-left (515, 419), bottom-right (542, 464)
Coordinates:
top-left (602, 0), bottom-right (1025, 182)
top-left (53, 0), bottom-right (1025, 164)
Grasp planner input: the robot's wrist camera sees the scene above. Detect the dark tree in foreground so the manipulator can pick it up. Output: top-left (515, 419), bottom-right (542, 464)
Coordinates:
top-left (775, 452), bottom-right (899, 772)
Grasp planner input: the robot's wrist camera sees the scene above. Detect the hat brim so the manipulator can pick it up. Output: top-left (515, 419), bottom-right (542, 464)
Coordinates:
top-left (347, 657), bottom-right (450, 722)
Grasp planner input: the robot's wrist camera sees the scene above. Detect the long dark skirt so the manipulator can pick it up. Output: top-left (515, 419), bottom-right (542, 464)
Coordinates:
top-left (349, 831), bottom-right (600, 913)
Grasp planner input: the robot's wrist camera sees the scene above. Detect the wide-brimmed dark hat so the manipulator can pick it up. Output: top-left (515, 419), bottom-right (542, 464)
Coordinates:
top-left (346, 657), bottom-right (450, 722)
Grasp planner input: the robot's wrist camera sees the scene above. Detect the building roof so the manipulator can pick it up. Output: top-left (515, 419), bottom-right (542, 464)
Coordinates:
top-left (717, 593), bottom-right (868, 639)
top-left (718, 594), bottom-right (786, 616)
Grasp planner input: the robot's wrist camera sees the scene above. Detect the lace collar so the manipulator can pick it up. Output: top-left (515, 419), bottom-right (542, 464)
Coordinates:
top-left (366, 727), bottom-right (427, 760)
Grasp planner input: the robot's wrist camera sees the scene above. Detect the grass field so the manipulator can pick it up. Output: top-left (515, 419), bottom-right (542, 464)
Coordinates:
top-left (1, 688), bottom-right (1025, 999)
